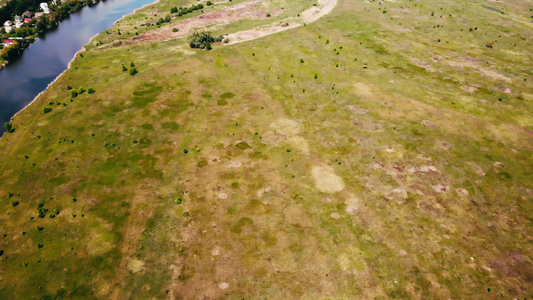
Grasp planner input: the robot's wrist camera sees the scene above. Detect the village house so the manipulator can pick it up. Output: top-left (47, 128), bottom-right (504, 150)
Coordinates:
top-left (35, 12), bottom-right (44, 18)
top-left (40, 3), bottom-right (51, 14)
top-left (14, 15), bottom-right (23, 28)
top-left (22, 11), bottom-right (32, 18)
top-left (2, 39), bottom-right (15, 47)
top-left (24, 18), bottom-right (31, 23)
top-left (3, 20), bottom-right (13, 33)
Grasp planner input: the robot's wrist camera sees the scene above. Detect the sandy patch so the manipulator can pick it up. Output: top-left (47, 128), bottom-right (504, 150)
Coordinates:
top-left (226, 0), bottom-right (338, 44)
top-left (493, 161), bottom-right (505, 168)
top-left (228, 161), bottom-right (242, 167)
top-left (344, 196), bottom-right (361, 214)
top-left (311, 165), bottom-right (345, 193)
top-left (128, 258), bottom-right (145, 273)
top-left (288, 136), bottom-right (310, 154)
top-left (330, 212), bottom-right (341, 219)
top-left (218, 192), bottom-right (228, 199)
top-left (354, 82), bottom-right (372, 96)
top-left (270, 118), bottom-right (301, 136)
top-left (219, 282), bottom-right (229, 289)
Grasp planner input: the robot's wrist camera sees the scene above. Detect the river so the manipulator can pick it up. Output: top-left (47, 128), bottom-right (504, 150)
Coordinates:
top-left (0, 0), bottom-right (154, 134)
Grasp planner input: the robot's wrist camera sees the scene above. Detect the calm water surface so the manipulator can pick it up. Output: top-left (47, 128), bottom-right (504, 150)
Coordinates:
top-left (0, 0), bottom-right (154, 134)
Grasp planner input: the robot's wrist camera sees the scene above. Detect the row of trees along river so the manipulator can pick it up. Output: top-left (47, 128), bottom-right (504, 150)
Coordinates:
top-left (0, 0), bottom-right (154, 134)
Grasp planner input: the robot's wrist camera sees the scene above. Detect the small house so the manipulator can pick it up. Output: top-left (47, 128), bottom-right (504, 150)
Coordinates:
top-left (40, 3), bottom-right (50, 14)
top-left (35, 12), bottom-right (44, 18)
top-left (22, 11), bottom-right (32, 18)
top-left (24, 18), bottom-right (31, 23)
top-left (3, 20), bottom-right (12, 27)
top-left (4, 25), bottom-right (12, 33)
top-left (3, 39), bottom-right (15, 47)
top-left (14, 15), bottom-right (22, 23)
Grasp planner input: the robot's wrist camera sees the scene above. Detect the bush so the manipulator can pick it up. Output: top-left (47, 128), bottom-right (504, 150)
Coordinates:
top-left (130, 62), bottom-right (135, 67)
top-left (71, 90), bottom-right (78, 98)
top-left (67, 85), bottom-right (72, 90)
top-left (206, 1), bottom-right (212, 6)
top-left (189, 30), bottom-right (215, 49)
top-left (215, 35), bottom-right (223, 42)
top-left (129, 68), bottom-right (138, 75)
top-left (43, 106), bottom-right (53, 114)
top-left (4, 122), bottom-right (13, 133)
top-left (122, 64), bottom-right (127, 71)
top-left (172, 27), bottom-right (179, 32)
top-left (88, 88), bottom-right (95, 94)
top-left (78, 87), bottom-right (86, 94)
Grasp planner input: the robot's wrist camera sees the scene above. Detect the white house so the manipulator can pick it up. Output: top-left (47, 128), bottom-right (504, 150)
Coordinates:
top-left (14, 15), bottom-right (23, 28)
top-left (3, 20), bottom-right (12, 27)
top-left (40, 3), bottom-right (50, 14)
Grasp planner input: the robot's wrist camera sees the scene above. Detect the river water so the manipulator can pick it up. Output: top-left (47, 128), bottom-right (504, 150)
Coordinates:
top-left (0, 0), bottom-right (154, 134)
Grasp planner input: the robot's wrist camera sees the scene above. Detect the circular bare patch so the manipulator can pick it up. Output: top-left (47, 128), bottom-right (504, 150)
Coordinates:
top-left (229, 161), bottom-right (242, 167)
top-left (311, 166), bottom-right (345, 193)
top-left (218, 193), bottom-right (228, 199)
top-left (399, 250), bottom-right (407, 256)
top-left (330, 212), bottom-right (341, 219)
top-left (211, 249), bottom-right (220, 256)
top-left (219, 282), bottom-right (229, 289)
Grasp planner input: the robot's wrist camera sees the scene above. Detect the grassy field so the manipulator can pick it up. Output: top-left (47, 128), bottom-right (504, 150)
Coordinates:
top-left (0, 0), bottom-right (532, 298)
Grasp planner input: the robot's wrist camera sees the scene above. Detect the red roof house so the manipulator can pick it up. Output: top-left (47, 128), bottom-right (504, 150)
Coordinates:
top-left (3, 39), bottom-right (15, 47)
top-left (24, 18), bottom-right (31, 23)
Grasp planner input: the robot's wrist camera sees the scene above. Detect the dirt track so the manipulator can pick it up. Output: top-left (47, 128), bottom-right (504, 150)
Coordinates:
top-left (129, 0), bottom-right (338, 46)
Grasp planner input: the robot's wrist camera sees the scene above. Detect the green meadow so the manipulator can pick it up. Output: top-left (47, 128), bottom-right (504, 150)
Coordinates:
top-left (0, 0), bottom-right (532, 298)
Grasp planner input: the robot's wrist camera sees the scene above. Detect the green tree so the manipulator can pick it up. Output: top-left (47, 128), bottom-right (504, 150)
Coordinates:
top-left (4, 122), bottom-right (13, 133)
top-left (188, 30), bottom-right (215, 49)
top-left (129, 68), bottom-right (138, 75)
top-left (0, 41), bottom-right (21, 61)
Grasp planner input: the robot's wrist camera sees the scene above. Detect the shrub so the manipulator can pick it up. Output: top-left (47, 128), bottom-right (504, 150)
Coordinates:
top-left (129, 68), bottom-right (138, 75)
top-left (215, 35), bottom-right (223, 42)
top-left (43, 106), bottom-right (53, 114)
top-left (70, 90), bottom-right (78, 98)
top-left (172, 28), bottom-right (179, 32)
top-left (88, 88), bottom-right (95, 94)
top-left (188, 30), bottom-right (215, 49)
top-left (67, 85), bottom-right (72, 90)
top-left (4, 122), bottom-right (14, 133)
top-left (122, 64), bottom-right (127, 71)
top-left (78, 87), bottom-right (85, 94)
top-left (206, 1), bottom-right (212, 6)
top-left (266, 13), bottom-right (271, 17)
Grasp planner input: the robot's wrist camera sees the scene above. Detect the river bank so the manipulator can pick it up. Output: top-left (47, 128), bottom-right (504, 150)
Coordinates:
top-left (0, 0), bottom-right (156, 135)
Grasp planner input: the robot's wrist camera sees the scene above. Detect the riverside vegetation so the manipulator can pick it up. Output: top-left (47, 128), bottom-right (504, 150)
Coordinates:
top-left (0, 0), bottom-right (532, 298)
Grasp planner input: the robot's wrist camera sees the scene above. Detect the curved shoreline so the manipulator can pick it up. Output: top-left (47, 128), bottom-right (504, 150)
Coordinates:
top-left (3, 0), bottom-right (159, 136)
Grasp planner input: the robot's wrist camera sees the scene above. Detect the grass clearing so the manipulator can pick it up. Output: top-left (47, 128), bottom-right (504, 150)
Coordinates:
top-left (0, 0), bottom-right (532, 298)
